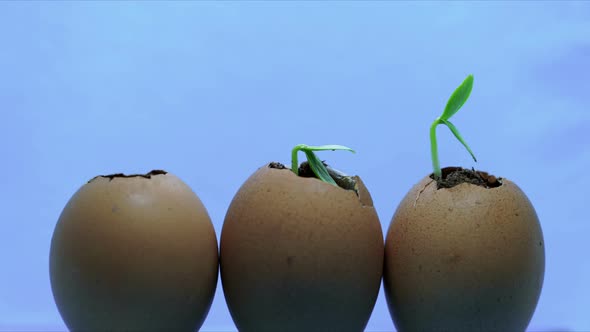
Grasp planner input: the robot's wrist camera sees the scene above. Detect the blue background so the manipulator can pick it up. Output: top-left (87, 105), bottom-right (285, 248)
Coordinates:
top-left (1, 2), bottom-right (588, 331)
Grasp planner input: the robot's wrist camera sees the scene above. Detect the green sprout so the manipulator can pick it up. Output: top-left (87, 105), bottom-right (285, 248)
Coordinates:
top-left (291, 144), bottom-right (355, 186)
top-left (430, 74), bottom-right (477, 180)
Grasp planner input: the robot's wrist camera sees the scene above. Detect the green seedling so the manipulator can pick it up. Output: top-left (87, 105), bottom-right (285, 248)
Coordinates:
top-left (430, 74), bottom-right (477, 180)
top-left (291, 144), bottom-right (355, 186)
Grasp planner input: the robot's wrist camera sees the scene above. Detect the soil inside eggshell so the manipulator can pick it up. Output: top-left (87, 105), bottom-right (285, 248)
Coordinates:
top-left (88, 170), bottom-right (168, 182)
top-left (269, 161), bottom-right (358, 194)
top-left (432, 166), bottom-right (502, 189)
top-left (296, 161), bottom-right (320, 178)
top-left (268, 162), bottom-right (287, 169)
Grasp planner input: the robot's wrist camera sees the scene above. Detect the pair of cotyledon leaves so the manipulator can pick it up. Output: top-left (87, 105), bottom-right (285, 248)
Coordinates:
top-left (437, 74), bottom-right (477, 163)
top-left (295, 74), bottom-right (476, 186)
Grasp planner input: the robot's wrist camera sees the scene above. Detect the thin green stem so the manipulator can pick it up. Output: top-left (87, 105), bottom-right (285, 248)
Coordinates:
top-left (430, 118), bottom-right (441, 179)
top-left (291, 144), bottom-right (305, 174)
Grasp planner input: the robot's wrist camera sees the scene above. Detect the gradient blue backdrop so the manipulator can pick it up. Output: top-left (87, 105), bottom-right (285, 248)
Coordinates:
top-left (1, 2), bottom-right (588, 331)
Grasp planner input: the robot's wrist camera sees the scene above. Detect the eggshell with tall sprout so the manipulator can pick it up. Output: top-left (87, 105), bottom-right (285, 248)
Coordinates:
top-left (49, 170), bottom-right (218, 332)
top-left (384, 167), bottom-right (545, 332)
top-left (220, 163), bottom-right (384, 332)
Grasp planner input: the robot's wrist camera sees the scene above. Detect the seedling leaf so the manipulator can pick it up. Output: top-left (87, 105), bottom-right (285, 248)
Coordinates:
top-left (302, 145), bottom-right (356, 153)
top-left (304, 150), bottom-right (337, 185)
top-left (440, 74), bottom-right (473, 121)
top-left (441, 119), bottom-right (477, 162)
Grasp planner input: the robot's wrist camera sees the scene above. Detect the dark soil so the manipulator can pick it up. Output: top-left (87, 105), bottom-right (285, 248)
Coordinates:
top-left (297, 161), bottom-right (325, 178)
top-left (431, 167), bottom-right (502, 189)
top-left (269, 161), bottom-right (327, 177)
top-left (269, 162), bottom-right (287, 169)
top-left (88, 170), bottom-right (167, 183)
top-left (269, 161), bottom-right (358, 194)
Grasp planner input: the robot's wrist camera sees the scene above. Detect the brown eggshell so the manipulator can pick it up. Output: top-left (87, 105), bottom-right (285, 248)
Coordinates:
top-left (49, 171), bottom-right (218, 331)
top-left (384, 168), bottom-right (545, 332)
top-left (220, 163), bottom-right (384, 332)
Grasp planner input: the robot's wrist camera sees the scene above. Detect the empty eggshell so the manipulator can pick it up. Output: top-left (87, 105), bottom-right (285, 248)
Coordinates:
top-left (49, 170), bottom-right (218, 332)
top-left (220, 163), bottom-right (384, 332)
top-left (384, 167), bottom-right (545, 332)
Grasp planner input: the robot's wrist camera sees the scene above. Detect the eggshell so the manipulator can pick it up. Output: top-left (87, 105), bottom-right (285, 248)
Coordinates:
top-left (49, 171), bottom-right (218, 331)
top-left (384, 168), bottom-right (545, 331)
top-left (220, 163), bottom-right (384, 332)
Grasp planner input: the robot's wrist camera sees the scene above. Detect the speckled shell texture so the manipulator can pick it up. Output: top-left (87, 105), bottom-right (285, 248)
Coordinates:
top-left (49, 173), bottom-right (219, 332)
top-left (220, 164), bottom-right (384, 332)
top-left (384, 172), bottom-right (545, 332)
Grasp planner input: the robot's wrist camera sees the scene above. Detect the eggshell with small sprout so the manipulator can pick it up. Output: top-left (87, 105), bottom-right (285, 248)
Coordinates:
top-left (383, 167), bottom-right (545, 332)
top-left (49, 170), bottom-right (218, 332)
top-left (220, 163), bottom-right (384, 332)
